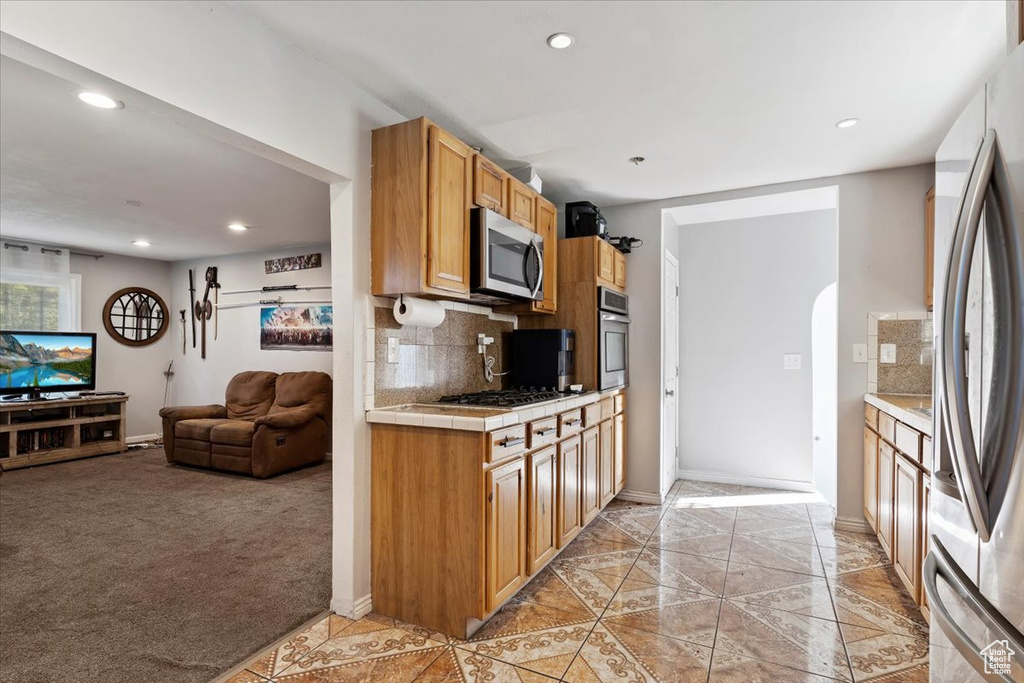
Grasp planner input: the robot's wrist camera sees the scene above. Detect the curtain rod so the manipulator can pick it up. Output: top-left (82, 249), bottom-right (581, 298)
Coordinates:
top-left (3, 240), bottom-right (104, 260)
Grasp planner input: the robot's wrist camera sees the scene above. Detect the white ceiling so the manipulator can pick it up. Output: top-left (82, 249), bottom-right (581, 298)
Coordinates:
top-left (0, 56), bottom-right (330, 262)
top-left (239, 0), bottom-right (1006, 207)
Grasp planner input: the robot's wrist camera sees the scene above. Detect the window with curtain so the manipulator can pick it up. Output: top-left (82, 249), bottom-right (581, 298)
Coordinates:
top-left (0, 242), bottom-right (80, 332)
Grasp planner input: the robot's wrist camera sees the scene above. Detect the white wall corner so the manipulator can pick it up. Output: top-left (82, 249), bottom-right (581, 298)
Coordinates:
top-left (332, 593), bottom-right (373, 620)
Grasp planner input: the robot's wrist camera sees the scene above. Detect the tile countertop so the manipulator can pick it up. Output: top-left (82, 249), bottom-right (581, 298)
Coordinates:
top-left (865, 393), bottom-right (933, 436)
top-left (366, 389), bottom-right (619, 432)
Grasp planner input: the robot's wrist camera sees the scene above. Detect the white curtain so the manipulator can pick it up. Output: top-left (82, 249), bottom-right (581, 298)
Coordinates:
top-left (0, 240), bottom-right (76, 331)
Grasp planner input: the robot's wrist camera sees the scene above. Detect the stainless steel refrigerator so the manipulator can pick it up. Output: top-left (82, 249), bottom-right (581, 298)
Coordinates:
top-left (927, 43), bottom-right (1024, 682)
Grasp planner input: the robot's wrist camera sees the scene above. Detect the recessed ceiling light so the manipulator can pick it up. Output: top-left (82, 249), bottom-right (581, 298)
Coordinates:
top-left (132, 240), bottom-right (151, 247)
top-left (835, 118), bottom-right (860, 129)
top-left (547, 33), bottom-right (574, 49)
top-left (228, 223), bottom-right (248, 232)
top-left (77, 91), bottom-right (124, 110)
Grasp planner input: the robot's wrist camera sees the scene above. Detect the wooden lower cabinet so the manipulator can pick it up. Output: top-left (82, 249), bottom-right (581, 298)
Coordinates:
top-left (581, 427), bottom-right (600, 525)
top-left (557, 435), bottom-right (583, 547)
top-left (486, 457), bottom-right (527, 611)
top-left (893, 454), bottom-right (921, 602)
top-left (877, 440), bottom-right (896, 559)
top-left (920, 474), bottom-right (931, 620)
top-left (863, 427), bottom-right (879, 533)
top-left (527, 446), bottom-right (558, 574)
top-left (599, 419), bottom-right (615, 507)
top-left (613, 413), bottom-right (626, 493)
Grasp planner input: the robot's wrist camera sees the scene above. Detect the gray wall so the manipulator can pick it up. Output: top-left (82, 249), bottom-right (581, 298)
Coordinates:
top-left (72, 253), bottom-right (173, 438)
top-left (675, 209), bottom-right (837, 485)
top-left (602, 163), bottom-right (933, 523)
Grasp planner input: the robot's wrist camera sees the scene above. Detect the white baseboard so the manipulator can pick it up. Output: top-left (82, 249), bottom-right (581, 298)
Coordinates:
top-left (834, 516), bottom-right (874, 534)
top-left (616, 489), bottom-right (665, 505)
top-left (676, 469), bottom-right (818, 493)
top-left (332, 593), bottom-right (373, 620)
top-left (126, 433), bottom-right (160, 445)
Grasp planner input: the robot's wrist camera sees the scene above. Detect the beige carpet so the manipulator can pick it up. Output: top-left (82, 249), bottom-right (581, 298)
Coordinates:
top-left (0, 448), bottom-right (331, 683)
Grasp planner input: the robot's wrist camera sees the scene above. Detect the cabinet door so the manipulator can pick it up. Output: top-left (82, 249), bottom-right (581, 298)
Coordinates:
top-left (534, 198), bottom-right (558, 313)
top-left (557, 436), bottom-right (582, 547)
top-left (863, 427), bottom-right (879, 533)
top-left (473, 154), bottom-right (509, 217)
top-left (597, 240), bottom-right (616, 285)
top-left (614, 250), bottom-right (627, 288)
top-left (582, 427), bottom-right (600, 525)
top-left (508, 178), bottom-right (536, 231)
top-left (427, 125), bottom-right (472, 294)
top-left (486, 457), bottom-right (526, 611)
top-left (613, 413), bottom-right (626, 494)
top-left (527, 446), bottom-right (558, 575)
top-left (920, 475), bottom-right (931, 615)
top-left (599, 419), bottom-right (615, 507)
top-left (877, 440), bottom-right (896, 559)
top-left (893, 454), bottom-right (921, 602)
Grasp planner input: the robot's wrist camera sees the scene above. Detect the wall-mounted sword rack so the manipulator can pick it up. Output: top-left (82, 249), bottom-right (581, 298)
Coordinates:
top-left (215, 296), bottom-right (331, 311)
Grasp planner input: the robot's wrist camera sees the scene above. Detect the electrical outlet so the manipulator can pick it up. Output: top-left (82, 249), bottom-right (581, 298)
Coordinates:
top-left (387, 337), bottom-right (399, 363)
top-left (853, 343), bottom-right (868, 363)
top-left (880, 344), bottom-right (897, 364)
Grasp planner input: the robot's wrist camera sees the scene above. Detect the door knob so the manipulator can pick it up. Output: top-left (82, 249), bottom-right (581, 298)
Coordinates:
top-left (665, 389), bottom-right (675, 397)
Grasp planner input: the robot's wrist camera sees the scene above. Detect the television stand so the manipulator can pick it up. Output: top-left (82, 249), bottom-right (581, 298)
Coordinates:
top-left (0, 395), bottom-right (129, 470)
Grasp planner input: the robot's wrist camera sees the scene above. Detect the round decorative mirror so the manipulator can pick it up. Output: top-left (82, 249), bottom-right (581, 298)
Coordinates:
top-left (102, 287), bottom-right (168, 346)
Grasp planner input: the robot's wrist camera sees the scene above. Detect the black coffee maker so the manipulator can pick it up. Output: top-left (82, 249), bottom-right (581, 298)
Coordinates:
top-left (565, 201), bottom-right (607, 239)
top-left (509, 329), bottom-right (576, 392)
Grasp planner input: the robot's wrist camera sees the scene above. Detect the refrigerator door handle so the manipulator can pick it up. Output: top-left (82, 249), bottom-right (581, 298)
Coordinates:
top-left (924, 537), bottom-right (1024, 681)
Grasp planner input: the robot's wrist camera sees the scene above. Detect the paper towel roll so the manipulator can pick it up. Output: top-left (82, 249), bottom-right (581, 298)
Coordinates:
top-left (393, 295), bottom-right (446, 328)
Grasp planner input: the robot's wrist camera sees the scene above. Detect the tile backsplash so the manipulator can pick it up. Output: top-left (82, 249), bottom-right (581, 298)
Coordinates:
top-left (369, 301), bottom-right (515, 407)
top-left (868, 312), bottom-right (933, 396)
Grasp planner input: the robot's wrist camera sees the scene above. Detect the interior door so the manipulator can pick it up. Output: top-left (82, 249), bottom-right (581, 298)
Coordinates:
top-left (663, 251), bottom-right (679, 498)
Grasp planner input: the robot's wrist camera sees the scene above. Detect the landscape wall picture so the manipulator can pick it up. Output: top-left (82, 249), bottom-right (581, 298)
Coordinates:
top-left (260, 306), bottom-right (332, 351)
top-left (0, 333), bottom-right (94, 389)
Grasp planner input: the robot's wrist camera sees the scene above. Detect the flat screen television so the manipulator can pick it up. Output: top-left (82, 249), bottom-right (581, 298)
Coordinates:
top-left (0, 331), bottom-right (97, 397)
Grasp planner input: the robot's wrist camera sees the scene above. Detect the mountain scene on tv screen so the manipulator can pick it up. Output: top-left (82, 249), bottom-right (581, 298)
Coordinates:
top-left (0, 333), bottom-right (93, 388)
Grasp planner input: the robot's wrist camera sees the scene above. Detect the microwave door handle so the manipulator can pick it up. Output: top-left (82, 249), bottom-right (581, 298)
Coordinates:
top-left (939, 130), bottom-right (992, 541)
top-left (529, 240), bottom-right (543, 300)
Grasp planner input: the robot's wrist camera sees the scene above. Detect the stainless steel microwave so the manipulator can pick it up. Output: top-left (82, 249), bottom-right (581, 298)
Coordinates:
top-left (471, 208), bottom-right (544, 302)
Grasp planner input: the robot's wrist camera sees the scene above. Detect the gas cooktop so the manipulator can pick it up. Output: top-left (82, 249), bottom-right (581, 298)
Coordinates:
top-left (438, 388), bottom-right (565, 408)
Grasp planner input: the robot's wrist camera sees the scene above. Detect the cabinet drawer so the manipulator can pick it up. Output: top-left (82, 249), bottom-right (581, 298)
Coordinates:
top-left (895, 423), bottom-right (922, 464)
top-left (488, 424), bottom-right (527, 463)
top-left (865, 404), bottom-right (879, 430)
top-left (613, 393), bottom-right (625, 415)
top-left (527, 417), bottom-right (559, 449)
top-left (600, 398), bottom-right (615, 421)
top-left (878, 412), bottom-right (897, 445)
top-left (583, 403), bottom-right (602, 428)
top-left (558, 409), bottom-right (583, 438)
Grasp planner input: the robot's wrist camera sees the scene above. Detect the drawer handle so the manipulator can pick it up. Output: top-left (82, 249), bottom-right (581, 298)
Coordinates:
top-left (564, 418), bottom-right (582, 427)
top-left (499, 436), bottom-right (525, 448)
top-left (535, 427), bottom-right (557, 437)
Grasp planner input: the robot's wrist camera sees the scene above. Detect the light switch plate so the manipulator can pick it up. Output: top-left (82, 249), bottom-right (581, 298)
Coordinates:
top-left (387, 337), bottom-right (400, 363)
top-left (853, 343), bottom-right (868, 363)
top-left (783, 353), bottom-right (802, 370)
top-left (880, 343), bottom-right (897, 364)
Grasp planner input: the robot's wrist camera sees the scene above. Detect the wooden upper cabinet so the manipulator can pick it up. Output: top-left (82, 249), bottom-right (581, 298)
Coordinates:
top-left (473, 154), bottom-right (509, 217)
top-left (508, 177), bottom-right (537, 231)
top-left (486, 456), bottom-right (526, 611)
top-left (613, 250), bottom-right (627, 289)
top-left (925, 187), bottom-right (935, 311)
top-left (534, 197), bottom-right (558, 314)
top-left (428, 125), bottom-right (473, 294)
top-left (527, 446), bottom-right (558, 575)
top-left (597, 239), bottom-right (616, 287)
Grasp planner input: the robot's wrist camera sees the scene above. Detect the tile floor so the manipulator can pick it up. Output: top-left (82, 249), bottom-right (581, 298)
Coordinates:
top-left (225, 479), bottom-right (928, 682)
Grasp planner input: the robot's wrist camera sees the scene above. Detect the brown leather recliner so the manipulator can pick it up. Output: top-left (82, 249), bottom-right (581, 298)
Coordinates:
top-left (159, 370), bottom-right (331, 478)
